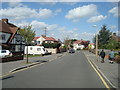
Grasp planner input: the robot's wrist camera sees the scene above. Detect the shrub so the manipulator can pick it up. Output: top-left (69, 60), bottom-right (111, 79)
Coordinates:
top-left (42, 43), bottom-right (61, 48)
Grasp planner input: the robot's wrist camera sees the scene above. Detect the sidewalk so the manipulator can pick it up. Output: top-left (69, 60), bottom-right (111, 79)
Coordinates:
top-left (2, 53), bottom-right (66, 76)
top-left (84, 50), bottom-right (119, 89)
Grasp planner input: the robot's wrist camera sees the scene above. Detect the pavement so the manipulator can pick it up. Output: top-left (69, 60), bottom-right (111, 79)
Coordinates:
top-left (2, 52), bottom-right (66, 76)
top-left (84, 50), bottom-right (119, 89)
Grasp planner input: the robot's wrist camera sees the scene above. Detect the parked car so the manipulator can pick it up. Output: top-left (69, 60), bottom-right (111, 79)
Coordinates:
top-left (68, 48), bottom-right (75, 53)
top-left (0, 50), bottom-right (13, 58)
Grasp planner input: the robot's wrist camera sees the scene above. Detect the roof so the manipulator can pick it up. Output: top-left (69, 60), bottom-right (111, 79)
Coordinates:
top-left (33, 37), bottom-right (40, 41)
top-left (74, 40), bottom-right (90, 45)
top-left (90, 43), bottom-right (95, 45)
top-left (43, 37), bottom-right (57, 41)
top-left (9, 27), bottom-right (18, 42)
top-left (0, 20), bottom-right (12, 34)
top-left (33, 36), bottom-right (57, 41)
top-left (111, 35), bottom-right (120, 42)
top-left (0, 19), bottom-right (18, 43)
top-left (74, 40), bottom-right (84, 44)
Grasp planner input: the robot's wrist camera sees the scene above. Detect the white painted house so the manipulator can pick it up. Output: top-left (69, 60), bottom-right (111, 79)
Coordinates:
top-left (73, 40), bottom-right (85, 50)
top-left (88, 43), bottom-right (95, 49)
top-left (32, 35), bottom-right (58, 45)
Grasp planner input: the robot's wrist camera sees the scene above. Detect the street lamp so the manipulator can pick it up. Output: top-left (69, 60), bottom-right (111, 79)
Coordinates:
top-left (92, 25), bottom-right (98, 58)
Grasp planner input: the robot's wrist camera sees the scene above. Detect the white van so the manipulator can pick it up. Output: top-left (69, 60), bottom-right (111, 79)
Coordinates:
top-left (24, 46), bottom-right (48, 55)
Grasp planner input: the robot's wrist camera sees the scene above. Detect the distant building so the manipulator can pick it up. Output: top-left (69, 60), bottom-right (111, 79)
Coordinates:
top-left (88, 43), bottom-right (95, 49)
top-left (73, 40), bottom-right (90, 50)
top-left (0, 18), bottom-right (25, 62)
top-left (32, 35), bottom-right (58, 46)
top-left (111, 34), bottom-right (120, 42)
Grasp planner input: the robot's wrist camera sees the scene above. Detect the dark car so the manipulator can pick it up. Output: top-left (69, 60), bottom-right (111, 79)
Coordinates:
top-left (68, 48), bottom-right (75, 53)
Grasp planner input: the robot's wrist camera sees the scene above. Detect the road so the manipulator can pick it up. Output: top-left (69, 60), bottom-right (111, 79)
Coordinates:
top-left (2, 51), bottom-right (108, 88)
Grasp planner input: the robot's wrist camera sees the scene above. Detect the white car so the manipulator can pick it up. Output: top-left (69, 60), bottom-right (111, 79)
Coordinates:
top-left (0, 50), bottom-right (12, 58)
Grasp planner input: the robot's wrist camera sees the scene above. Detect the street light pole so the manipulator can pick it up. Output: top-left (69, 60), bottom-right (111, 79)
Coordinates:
top-left (96, 32), bottom-right (98, 57)
top-left (92, 25), bottom-right (98, 57)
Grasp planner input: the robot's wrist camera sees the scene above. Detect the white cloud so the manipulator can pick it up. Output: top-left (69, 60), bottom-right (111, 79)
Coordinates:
top-left (65, 4), bottom-right (98, 22)
top-left (8, 2), bottom-right (23, 7)
top-left (116, 30), bottom-right (120, 36)
top-left (39, 2), bottom-right (57, 6)
top-left (78, 32), bottom-right (95, 41)
top-left (39, 8), bottom-right (53, 19)
top-left (15, 20), bottom-right (95, 42)
top-left (62, 2), bottom-right (78, 5)
top-left (109, 7), bottom-right (119, 17)
top-left (30, 20), bottom-right (58, 31)
top-left (105, 0), bottom-right (120, 2)
top-left (110, 25), bottom-right (117, 30)
top-left (87, 15), bottom-right (107, 23)
top-left (0, 7), bottom-right (38, 20)
top-left (54, 8), bottom-right (62, 15)
top-left (2, 0), bottom-right (120, 2)
top-left (0, 6), bottom-right (60, 21)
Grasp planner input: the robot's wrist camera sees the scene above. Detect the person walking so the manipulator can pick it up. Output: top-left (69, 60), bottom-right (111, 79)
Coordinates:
top-left (109, 49), bottom-right (115, 64)
top-left (99, 50), bottom-right (106, 63)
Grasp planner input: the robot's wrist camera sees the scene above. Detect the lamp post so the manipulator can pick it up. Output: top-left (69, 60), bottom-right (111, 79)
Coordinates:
top-left (92, 25), bottom-right (98, 58)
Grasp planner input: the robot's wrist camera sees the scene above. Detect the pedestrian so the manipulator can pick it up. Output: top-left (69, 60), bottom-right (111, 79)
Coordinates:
top-left (109, 49), bottom-right (115, 64)
top-left (99, 50), bottom-right (106, 63)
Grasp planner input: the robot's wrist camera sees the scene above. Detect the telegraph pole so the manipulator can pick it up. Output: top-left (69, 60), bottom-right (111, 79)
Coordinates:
top-left (44, 27), bottom-right (47, 37)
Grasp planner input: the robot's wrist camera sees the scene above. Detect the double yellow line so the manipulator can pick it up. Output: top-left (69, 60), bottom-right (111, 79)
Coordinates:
top-left (84, 52), bottom-right (110, 90)
top-left (0, 63), bottom-right (45, 79)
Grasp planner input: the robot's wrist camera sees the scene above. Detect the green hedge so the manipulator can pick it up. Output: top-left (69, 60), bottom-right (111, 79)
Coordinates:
top-left (42, 43), bottom-right (61, 48)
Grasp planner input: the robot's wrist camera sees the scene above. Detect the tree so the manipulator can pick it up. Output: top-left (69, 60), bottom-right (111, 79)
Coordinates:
top-left (71, 39), bottom-right (77, 44)
top-left (63, 36), bottom-right (71, 49)
top-left (18, 25), bottom-right (36, 63)
top-left (42, 43), bottom-right (61, 48)
top-left (93, 25), bottom-right (112, 49)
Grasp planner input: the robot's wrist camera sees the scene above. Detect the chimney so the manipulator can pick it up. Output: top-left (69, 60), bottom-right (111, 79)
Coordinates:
top-left (2, 18), bottom-right (8, 23)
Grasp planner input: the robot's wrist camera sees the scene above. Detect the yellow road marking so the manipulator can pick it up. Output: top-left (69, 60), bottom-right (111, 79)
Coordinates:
top-left (84, 52), bottom-right (110, 90)
top-left (0, 56), bottom-right (59, 79)
top-left (0, 63), bottom-right (45, 78)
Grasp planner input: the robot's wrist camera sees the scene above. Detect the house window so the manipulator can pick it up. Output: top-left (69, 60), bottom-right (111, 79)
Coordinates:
top-left (37, 48), bottom-right (41, 51)
top-left (38, 41), bottom-right (40, 44)
top-left (30, 47), bottom-right (32, 50)
top-left (1, 34), bottom-right (6, 40)
top-left (45, 41), bottom-right (48, 43)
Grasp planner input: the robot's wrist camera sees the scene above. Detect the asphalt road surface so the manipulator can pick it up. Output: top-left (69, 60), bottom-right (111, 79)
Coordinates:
top-left (2, 51), bottom-right (107, 88)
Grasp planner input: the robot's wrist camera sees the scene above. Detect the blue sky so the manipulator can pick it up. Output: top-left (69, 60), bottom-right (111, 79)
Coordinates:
top-left (1, 2), bottom-right (119, 42)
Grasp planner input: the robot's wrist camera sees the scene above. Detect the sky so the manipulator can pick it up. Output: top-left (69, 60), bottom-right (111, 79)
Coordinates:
top-left (0, 1), bottom-right (119, 42)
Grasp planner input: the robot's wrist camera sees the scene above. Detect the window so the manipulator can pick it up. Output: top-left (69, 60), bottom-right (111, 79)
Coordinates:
top-left (30, 47), bottom-right (32, 50)
top-left (37, 41), bottom-right (40, 44)
top-left (43, 48), bottom-right (45, 51)
top-left (37, 48), bottom-right (41, 51)
top-left (1, 34), bottom-right (6, 40)
top-left (1, 50), bottom-right (6, 53)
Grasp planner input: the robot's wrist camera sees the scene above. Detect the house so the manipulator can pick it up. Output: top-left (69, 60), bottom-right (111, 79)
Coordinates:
top-left (0, 18), bottom-right (25, 62)
top-left (32, 35), bottom-right (61, 53)
top-left (32, 35), bottom-right (58, 45)
top-left (73, 40), bottom-right (85, 50)
top-left (88, 43), bottom-right (95, 49)
top-left (111, 35), bottom-right (120, 42)
top-left (73, 40), bottom-right (90, 50)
